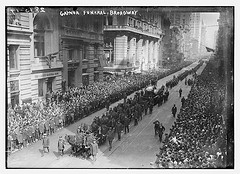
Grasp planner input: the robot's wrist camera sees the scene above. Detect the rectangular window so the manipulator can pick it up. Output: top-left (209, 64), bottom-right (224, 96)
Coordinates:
top-left (7, 8), bottom-right (21, 26)
top-left (11, 92), bottom-right (19, 107)
top-left (46, 78), bottom-right (53, 93)
top-left (93, 21), bottom-right (99, 32)
top-left (94, 45), bottom-right (98, 57)
top-left (83, 45), bottom-right (87, 59)
top-left (69, 49), bottom-right (74, 60)
top-left (108, 16), bottom-right (113, 25)
top-left (10, 80), bottom-right (19, 92)
top-left (9, 45), bottom-right (19, 70)
top-left (94, 73), bottom-right (99, 82)
top-left (82, 75), bottom-right (89, 86)
top-left (34, 33), bottom-right (44, 57)
top-left (38, 79), bottom-right (44, 97)
top-left (82, 69), bottom-right (87, 74)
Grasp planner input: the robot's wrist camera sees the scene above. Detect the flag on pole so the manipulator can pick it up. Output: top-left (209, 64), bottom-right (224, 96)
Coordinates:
top-left (206, 47), bottom-right (215, 52)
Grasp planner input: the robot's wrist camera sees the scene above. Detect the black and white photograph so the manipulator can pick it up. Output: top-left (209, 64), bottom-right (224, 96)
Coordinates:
top-left (3, 3), bottom-right (235, 172)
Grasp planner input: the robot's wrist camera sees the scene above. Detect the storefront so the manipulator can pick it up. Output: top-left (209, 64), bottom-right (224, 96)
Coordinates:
top-left (31, 70), bottom-right (62, 102)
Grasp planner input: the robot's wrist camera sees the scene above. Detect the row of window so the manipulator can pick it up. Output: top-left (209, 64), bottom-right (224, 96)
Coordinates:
top-left (68, 45), bottom-right (99, 61)
top-left (63, 16), bottom-right (101, 33)
top-left (128, 17), bottom-right (160, 35)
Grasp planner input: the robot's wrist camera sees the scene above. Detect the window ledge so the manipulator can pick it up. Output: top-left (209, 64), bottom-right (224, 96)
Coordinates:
top-left (9, 69), bottom-right (20, 74)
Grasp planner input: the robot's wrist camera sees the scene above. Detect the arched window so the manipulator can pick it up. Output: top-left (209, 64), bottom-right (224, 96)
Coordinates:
top-left (33, 14), bottom-right (51, 57)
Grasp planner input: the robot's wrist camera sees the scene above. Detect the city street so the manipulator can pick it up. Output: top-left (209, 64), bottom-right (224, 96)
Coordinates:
top-left (7, 62), bottom-right (206, 168)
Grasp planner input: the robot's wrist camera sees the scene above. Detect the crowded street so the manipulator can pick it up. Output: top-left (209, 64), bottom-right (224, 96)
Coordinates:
top-left (6, 6), bottom-right (234, 170)
top-left (7, 62), bottom-right (204, 168)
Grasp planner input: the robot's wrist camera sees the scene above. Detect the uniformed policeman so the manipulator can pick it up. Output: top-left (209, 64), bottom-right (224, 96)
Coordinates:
top-left (42, 133), bottom-right (50, 154)
top-left (58, 136), bottom-right (65, 156)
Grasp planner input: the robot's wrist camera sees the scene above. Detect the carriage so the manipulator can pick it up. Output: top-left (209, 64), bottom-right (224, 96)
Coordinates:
top-left (65, 130), bottom-right (97, 159)
top-left (143, 85), bottom-right (165, 106)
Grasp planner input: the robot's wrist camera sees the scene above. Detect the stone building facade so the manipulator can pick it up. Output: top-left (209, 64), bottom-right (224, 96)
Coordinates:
top-left (103, 12), bottom-right (164, 72)
top-left (7, 7), bottom-right (105, 106)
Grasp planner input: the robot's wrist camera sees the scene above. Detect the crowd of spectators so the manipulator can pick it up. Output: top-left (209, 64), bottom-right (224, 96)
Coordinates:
top-left (7, 61), bottom-right (192, 153)
top-left (153, 60), bottom-right (228, 168)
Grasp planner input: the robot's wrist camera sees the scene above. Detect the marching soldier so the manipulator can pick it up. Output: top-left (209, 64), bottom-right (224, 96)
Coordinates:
top-left (164, 89), bottom-right (169, 102)
top-left (107, 128), bottom-right (115, 151)
top-left (133, 108), bottom-right (138, 126)
top-left (115, 121), bottom-right (123, 141)
top-left (144, 100), bottom-right (148, 115)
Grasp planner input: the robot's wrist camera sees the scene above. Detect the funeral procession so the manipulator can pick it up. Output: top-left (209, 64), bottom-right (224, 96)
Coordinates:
top-left (5, 6), bottom-right (233, 169)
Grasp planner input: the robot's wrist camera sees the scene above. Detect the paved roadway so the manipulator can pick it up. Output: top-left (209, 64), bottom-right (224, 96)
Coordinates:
top-left (7, 62), bottom-right (206, 168)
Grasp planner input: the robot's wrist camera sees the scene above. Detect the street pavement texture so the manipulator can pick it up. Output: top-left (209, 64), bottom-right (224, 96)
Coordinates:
top-left (7, 62), bottom-right (206, 168)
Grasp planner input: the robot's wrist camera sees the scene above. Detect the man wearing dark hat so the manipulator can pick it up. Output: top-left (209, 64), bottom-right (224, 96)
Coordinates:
top-left (153, 119), bottom-right (160, 136)
top-left (159, 123), bottom-right (165, 143)
top-left (42, 133), bottom-right (50, 154)
top-left (179, 88), bottom-right (182, 98)
top-left (172, 104), bottom-right (177, 118)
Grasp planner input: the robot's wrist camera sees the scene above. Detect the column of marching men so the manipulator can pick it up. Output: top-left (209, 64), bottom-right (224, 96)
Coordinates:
top-left (7, 61), bottom-right (199, 154)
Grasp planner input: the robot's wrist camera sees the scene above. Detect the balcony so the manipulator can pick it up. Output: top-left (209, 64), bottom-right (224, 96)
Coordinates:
top-left (31, 56), bottom-right (63, 71)
top-left (62, 26), bottom-right (103, 42)
top-left (104, 25), bottom-right (162, 39)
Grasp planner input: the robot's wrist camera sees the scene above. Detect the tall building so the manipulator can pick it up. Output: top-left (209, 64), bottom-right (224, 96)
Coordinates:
top-left (103, 9), bottom-right (164, 72)
top-left (189, 13), bottom-right (202, 57)
top-left (213, 30), bottom-right (218, 49)
top-left (7, 7), bottom-right (105, 106)
top-left (168, 12), bottom-right (191, 59)
top-left (200, 20), bottom-right (207, 54)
